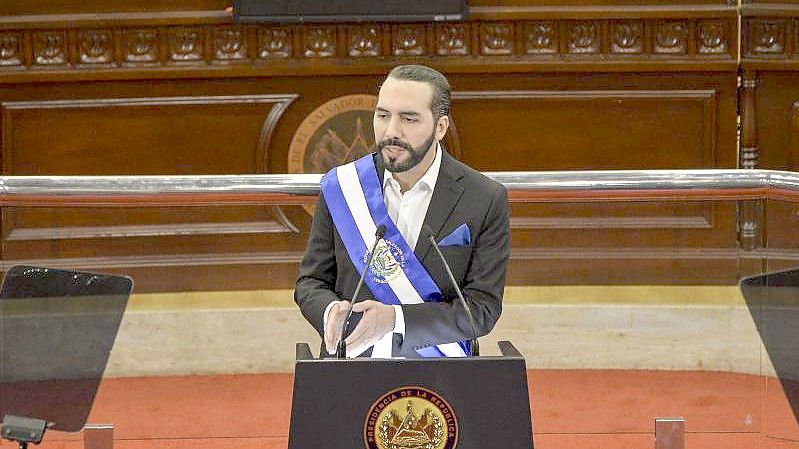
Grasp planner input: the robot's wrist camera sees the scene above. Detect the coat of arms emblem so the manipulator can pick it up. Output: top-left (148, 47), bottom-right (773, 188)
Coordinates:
top-left (366, 239), bottom-right (406, 284)
top-left (364, 386), bottom-right (458, 449)
top-left (288, 94), bottom-right (377, 214)
top-left (379, 400), bottom-right (444, 449)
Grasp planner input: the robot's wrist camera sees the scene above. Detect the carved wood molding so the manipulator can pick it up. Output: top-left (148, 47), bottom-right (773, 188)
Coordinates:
top-left (6, 219), bottom-right (298, 241)
top-left (470, 5), bottom-right (738, 20)
top-left (0, 94), bottom-right (297, 109)
top-left (510, 215), bottom-right (713, 229)
top-left (510, 247), bottom-right (793, 260)
top-left (0, 251), bottom-right (306, 270)
top-left (0, 18), bottom-right (738, 81)
top-left (742, 7), bottom-right (799, 68)
top-left (453, 89), bottom-right (718, 100)
top-left (5, 206), bottom-right (300, 241)
top-left (742, 17), bottom-right (796, 59)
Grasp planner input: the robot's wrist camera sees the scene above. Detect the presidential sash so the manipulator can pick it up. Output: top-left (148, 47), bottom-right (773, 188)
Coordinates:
top-left (320, 154), bottom-right (469, 358)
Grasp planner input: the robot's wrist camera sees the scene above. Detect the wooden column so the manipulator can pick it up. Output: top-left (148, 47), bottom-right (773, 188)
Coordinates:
top-left (738, 70), bottom-right (763, 254)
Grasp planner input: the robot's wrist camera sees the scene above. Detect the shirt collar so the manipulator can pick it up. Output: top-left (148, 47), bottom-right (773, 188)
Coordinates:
top-left (383, 142), bottom-right (442, 193)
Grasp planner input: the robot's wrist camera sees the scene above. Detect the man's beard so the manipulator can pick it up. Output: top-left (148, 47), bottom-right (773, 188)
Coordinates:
top-left (377, 131), bottom-right (436, 173)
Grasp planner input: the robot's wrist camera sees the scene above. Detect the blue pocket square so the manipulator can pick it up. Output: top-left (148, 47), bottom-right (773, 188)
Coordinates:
top-left (438, 223), bottom-right (471, 246)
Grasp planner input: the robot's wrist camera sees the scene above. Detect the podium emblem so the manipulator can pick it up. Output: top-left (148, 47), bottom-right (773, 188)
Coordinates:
top-left (364, 386), bottom-right (458, 449)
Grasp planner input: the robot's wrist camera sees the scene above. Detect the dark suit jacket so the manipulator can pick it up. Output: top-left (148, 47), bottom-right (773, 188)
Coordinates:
top-left (294, 150), bottom-right (510, 358)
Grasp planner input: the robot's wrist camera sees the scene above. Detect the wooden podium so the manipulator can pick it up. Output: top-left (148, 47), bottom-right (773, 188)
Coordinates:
top-left (288, 341), bottom-right (534, 448)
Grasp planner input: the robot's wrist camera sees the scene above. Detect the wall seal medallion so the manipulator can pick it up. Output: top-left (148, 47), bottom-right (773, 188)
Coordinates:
top-left (289, 94), bottom-right (377, 213)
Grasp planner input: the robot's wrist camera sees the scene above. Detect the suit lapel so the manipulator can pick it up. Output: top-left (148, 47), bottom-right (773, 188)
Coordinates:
top-left (414, 151), bottom-right (465, 264)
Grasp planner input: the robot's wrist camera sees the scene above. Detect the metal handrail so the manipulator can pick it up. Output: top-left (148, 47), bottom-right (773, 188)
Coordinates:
top-left (0, 169), bottom-right (797, 206)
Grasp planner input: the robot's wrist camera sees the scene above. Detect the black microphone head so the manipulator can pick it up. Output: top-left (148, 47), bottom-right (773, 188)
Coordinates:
top-left (375, 224), bottom-right (387, 238)
top-left (421, 224), bottom-right (435, 241)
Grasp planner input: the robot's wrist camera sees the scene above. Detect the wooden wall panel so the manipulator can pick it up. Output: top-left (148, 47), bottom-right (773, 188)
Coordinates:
top-left (1, 95), bottom-right (294, 175)
top-left (451, 89), bottom-right (717, 170)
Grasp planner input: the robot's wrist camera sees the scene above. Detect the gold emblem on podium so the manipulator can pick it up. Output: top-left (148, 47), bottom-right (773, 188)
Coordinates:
top-left (364, 386), bottom-right (458, 449)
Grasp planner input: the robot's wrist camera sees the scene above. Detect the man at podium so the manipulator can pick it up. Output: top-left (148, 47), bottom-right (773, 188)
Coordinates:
top-left (295, 64), bottom-right (510, 358)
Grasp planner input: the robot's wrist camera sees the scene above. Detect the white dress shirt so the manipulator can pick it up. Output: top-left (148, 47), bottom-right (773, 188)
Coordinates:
top-left (324, 144), bottom-right (442, 358)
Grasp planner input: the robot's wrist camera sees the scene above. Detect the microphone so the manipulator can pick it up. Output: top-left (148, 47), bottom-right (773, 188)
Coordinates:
top-left (335, 224), bottom-right (387, 358)
top-left (422, 224), bottom-right (480, 356)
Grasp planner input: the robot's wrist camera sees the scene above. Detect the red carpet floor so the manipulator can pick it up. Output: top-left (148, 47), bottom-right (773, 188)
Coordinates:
top-left (32, 370), bottom-right (799, 449)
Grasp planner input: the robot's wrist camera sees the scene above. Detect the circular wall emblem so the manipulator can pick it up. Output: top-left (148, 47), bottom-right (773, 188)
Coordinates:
top-left (364, 386), bottom-right (459, 449)
top-left (288, 94), bottom-right (377, 175)
top-left (288, 94), bottom-right (377, 214)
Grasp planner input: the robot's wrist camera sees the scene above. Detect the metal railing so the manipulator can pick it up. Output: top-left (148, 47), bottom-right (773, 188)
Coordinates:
top-left (0, 169), bottom-right (797, 206)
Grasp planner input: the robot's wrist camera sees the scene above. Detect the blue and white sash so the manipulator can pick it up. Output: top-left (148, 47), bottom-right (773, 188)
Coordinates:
top-left (320, 154), bottom-right (469, 358)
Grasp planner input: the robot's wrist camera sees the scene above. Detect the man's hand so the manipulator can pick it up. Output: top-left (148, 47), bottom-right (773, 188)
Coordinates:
top-left (324, 300), bottom-right (351, 355)
top-left (344, 300), bottom-right (396, 357)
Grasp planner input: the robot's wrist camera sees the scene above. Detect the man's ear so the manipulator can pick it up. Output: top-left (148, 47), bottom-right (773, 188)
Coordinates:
top-left (435, 115), bottom-right (450, 141)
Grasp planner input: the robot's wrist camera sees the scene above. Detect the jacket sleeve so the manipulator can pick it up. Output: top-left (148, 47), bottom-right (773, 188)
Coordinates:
top-left (294, 194), bottom-right (342, 337)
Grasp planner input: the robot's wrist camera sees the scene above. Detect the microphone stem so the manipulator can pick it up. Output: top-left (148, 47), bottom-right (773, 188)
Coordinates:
top-left (428, 236), bottom-right (480, 356)
top-left (336, 230), bottom-right (383, 358)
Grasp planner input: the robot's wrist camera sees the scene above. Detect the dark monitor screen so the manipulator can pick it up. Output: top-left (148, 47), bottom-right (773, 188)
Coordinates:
top-left (234, 0), bottom-right (469, 23)
top-left (0, 266), bottom-right (132, 432)
top-left (740, 268), bottom-right (799, 425)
